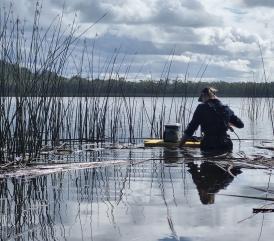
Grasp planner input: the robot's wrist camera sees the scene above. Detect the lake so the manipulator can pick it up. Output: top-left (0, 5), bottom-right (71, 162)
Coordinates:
top-left (1, 97), bottom-right (274, 241)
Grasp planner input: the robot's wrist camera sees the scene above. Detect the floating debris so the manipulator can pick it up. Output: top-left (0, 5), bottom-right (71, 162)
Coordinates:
top-left (253, 208), bottom-right (274, 213)
top-left (0, 160), bottom-right (127, 178)
top-left (216, 193), bottom-right (274, 202)
top-left (255, 145), bottom-right (274, 151)
top-left (85, 147), bottom-right (105, 152)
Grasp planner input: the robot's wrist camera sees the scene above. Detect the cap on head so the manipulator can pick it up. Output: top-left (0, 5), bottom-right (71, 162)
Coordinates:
top-left (198, 87), bottom-right (217, 102)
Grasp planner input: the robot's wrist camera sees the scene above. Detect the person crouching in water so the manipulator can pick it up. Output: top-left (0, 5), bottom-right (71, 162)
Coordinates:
top-left (179, 87), bottom-right (244, 152)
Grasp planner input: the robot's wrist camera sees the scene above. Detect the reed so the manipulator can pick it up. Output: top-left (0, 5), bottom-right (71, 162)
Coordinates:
top-left (258, 44), bottom-right (274, 135)
top-left (0, 2), bottom-right (198, 164)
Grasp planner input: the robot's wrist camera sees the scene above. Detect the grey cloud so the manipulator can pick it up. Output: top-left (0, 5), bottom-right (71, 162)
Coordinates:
top-left (160, 26), bottom-right (200, 42)
top-left (48, 0), bottom-right (64, 8)
top-left (80, 33), bottom-right (253, 79)
top-left (47, 0), bottom-right (108, 22)
top-left (151, 9), bottom-right (218, 28)
top-left (181, 44), bottom-right (229, 56)
top-left (85, 33), bottom-right (229, 57)
top-left (64, 35), bottom-right (253, 83)
top-left (163, 57), bottom-right (248, 80)
top-left (77, 28), bottom-right (259, 68)
top-left (73, 1), bottom-right (113, 23)
top-left (137, 56), bottom-right (250, 82)
top-left (1, 0), bottom-right (34, 21)
top-left (204, 63), bottom-right (249, 80)
top-left (91, 33), bottom-right (166, 55)
top-left (179, 0), bottom-right (204, 10)
top-left (49, 0), bottom-right (221, 28)
top-left (151, 1), bottom-right (221, 27)
top-left (51, 0), bottom-right (141, 24)
top-left (243, 0), bottom-right (274, 7)
top-left (50, 0), bottom-right (133, 24)
top-left (224, 7), bottom-right (248, 15)
top-left (67, 33), bottom-right (245, 80)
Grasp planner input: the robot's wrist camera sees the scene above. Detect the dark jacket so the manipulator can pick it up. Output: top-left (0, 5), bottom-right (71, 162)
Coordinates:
top-left (184, 99), bottom-right (244, 137)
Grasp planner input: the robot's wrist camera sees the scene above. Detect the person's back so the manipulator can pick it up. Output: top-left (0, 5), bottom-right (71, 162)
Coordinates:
top-left (180, 87), bottom-right (244, 152)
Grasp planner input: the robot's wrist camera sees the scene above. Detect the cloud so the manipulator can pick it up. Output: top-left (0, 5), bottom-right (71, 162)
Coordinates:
top-left (89, 33), bottom-right (166, 55)
top-left (84, 32), bottom-right (230, 57)
top-left (203, 28), bottom-right (260, 55)
top-left (224, 7), bottom-right (248, 15)
top-left (243, 0), bottom-right (274, 7)
top-left (212, 58), bottom-right (251, 72)
top-left (1, 0), bottom-right (34, 21)
top-left (150, 1), bottom-right (221, 27)
top-left (73, 1), bottom-right (112, 23)
top-left (49, 0), bottom-right (221, 28)
top-left (1, 0), bottom-right (274, 82)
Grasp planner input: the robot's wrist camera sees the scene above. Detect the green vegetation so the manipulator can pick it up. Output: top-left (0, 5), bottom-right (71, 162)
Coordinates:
top-left (1, 62), bottom-right (274, 97)
top-left (59, 77), bottom-right (274, 97)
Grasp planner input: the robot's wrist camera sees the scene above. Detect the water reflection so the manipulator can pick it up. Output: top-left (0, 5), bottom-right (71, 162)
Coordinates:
top-left (159, 236), bottom-right (191, 241)
top-left (163, 147), bottom-right (242, 205)
top-left (0, 147), bottom-right (273, 241)
top-left (0, 176), bottom-right (56, 241)
top-left (187, 162), bottom-right (242, 205)
top-left (0, 154), bottom-right (150, 241)
top-left (163, 148), bottom-right (181, 163)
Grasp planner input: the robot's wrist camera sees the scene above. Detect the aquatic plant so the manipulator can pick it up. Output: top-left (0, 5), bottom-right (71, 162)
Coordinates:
top-left (0, 2), bottom-right (199, 164)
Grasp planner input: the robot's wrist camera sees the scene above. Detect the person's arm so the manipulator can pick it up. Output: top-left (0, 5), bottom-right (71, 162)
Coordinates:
top-left (227, 108), bottom-right (244, 128)
top-left (180, 105), bottom-right (202, 146)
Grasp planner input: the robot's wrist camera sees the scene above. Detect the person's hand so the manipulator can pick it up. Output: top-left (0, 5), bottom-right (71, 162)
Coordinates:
top-left (228, 122), bottom-right (235, 132)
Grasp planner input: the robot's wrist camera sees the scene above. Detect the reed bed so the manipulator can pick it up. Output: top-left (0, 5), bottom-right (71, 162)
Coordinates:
top-left (3, 2), bottom-right (272, 165)
top-left (0, 3), bottom-right (200, 164)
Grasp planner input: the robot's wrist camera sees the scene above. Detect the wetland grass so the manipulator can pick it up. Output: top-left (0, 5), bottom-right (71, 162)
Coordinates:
top-left (0, 3), bottom-right (208, 165)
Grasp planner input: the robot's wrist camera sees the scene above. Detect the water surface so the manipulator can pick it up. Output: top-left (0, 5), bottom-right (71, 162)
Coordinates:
top-left (1, 97), bottom-right (274, 241)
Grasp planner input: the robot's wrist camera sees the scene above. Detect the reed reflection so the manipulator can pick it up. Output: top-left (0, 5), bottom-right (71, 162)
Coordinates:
top-left (0, 176), bottom-right (59, 241)
top-left (0, 158), bottom-right (141, 241)
top-left (0, 147), bottom-right (247, 241)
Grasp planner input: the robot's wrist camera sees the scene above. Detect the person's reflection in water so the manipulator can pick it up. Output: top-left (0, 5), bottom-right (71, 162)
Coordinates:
top-left (187, 161), bottom-right (242, 204)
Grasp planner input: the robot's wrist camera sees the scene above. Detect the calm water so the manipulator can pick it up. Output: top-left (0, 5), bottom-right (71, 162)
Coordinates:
top-left (1, 97), bottom-right (274, 241)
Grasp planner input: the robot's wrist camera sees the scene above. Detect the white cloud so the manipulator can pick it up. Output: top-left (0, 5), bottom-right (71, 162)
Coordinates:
top-left (213, 58), bottom-right (251, 72)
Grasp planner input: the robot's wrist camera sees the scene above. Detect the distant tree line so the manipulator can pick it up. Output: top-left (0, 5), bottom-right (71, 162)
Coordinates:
top-left (60, 76), bottom-right (274, 97)
top-left (1, 61), bottom-right (274, 97)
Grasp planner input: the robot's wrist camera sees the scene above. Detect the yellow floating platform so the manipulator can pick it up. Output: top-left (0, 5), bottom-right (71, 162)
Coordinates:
top-left (144, 139), bottom-right (201, 148)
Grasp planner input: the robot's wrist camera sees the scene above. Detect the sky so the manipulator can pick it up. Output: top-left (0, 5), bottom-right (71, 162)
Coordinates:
top-left (2, 0), bottom-right (274, 82)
